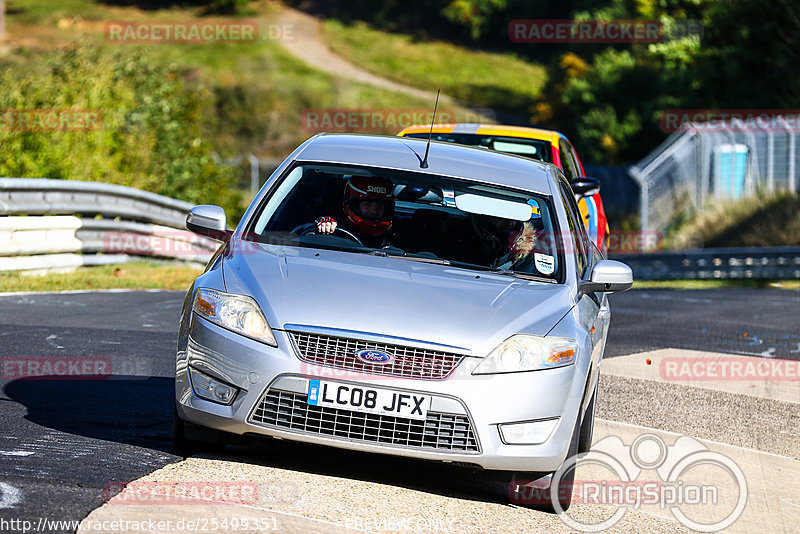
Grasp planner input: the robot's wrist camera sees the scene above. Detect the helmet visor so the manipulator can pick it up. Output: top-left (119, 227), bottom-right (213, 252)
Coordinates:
top-left (347, 198), bottom-right (394, 223)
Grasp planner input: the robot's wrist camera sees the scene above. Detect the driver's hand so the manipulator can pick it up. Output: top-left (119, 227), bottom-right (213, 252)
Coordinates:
top-left (315, 216), bottom-right (337, 234)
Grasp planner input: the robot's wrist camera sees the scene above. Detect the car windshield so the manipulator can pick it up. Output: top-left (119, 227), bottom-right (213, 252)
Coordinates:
top-left (403, 133), bottom-right (552, 163)
top-left (248, 163), bottom-right (562, 281)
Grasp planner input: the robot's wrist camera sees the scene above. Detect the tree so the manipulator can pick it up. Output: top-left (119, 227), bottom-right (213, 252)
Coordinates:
top-left (1, 0), bottom-right (5, 41)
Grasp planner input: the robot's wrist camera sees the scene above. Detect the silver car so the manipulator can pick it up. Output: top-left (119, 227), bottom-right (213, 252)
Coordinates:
top-left (174, 133), bottom-right (632, 512)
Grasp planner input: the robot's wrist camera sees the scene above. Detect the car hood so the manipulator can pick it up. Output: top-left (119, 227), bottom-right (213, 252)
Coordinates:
top-left (222, 240), bottom-right (574, 356)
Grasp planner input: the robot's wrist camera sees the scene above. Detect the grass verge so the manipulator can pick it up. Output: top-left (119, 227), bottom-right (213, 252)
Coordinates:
top-left (0, 262), bottom-right (202, 292)
top-left (322, 19), bottom-right (547, 117)
top-left (633, 279), bottom-right (800, 290)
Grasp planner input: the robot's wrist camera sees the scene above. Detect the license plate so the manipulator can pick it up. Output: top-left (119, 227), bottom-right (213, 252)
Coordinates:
top-left (307, 379), bottom-right (430, 420)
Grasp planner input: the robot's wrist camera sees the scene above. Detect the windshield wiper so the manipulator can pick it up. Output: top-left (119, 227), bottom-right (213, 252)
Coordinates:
top-left (367, 246), bottom-right (405, 256)
top-left (393, 255), bottom-right (451, 265)
top-left (370, 249), bottom-right (451, 265)
top-left (489, 269), bottom-right (555, 283)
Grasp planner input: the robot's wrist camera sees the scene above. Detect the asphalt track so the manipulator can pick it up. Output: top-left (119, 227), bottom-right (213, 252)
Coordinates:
top-left (606, 288), bottom-right (800, 359)
top-left (0, 288), bottom-right (797, 531)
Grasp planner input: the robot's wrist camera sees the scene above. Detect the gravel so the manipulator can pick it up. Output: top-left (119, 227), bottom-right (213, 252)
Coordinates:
top-left (597, 373), bottom-right (800, 459)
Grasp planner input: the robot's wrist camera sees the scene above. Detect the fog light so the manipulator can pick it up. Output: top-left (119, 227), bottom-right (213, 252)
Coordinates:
top-left (499, 418), bottom-right (559, 445)
top-left (189, 368), bottom-right (238, 405)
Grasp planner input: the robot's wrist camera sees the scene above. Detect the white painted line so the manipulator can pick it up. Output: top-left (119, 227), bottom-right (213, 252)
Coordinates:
top-left (0, 451), bottom-right (34, 457)
top-left (0, 482), bottom-right (23, 509)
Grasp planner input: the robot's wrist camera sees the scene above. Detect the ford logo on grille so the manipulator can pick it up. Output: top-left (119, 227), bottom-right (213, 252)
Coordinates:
top-left (355, 349), bottom-right (394, 365)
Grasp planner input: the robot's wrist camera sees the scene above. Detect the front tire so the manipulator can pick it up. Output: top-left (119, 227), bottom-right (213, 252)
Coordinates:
top-left (578, 381), bottom-right (598, 454)
top-left (172, 405), bottom-right (223, 452)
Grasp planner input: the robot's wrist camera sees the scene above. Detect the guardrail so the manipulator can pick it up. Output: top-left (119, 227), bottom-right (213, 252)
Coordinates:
top-left (0, 178), bottom-right (193, 227)
top-left (1, 178), bottom-right (218, 273)
top-left (610, 246), bottom-right (800, 280)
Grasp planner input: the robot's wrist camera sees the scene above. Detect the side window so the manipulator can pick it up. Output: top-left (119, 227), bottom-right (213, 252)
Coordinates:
top-left (559, 181), bottom-right (589, 277)
top-left (559, 139), bottom-right (577, 181)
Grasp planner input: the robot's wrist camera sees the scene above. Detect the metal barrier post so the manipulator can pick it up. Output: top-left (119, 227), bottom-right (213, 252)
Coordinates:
top-left (248, 154), bottom-right (259, 197)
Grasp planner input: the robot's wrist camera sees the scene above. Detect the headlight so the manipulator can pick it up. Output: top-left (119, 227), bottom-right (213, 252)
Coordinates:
top-left (192, 288), bottom-right (277, 346)
top-left (472, 335), bottom-right (577, 374)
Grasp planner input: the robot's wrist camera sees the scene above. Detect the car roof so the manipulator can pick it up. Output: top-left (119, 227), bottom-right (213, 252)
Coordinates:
top-left (397, 123), bottom-right (566, 142)
top-left (294, 133), bottom-right (559, 195)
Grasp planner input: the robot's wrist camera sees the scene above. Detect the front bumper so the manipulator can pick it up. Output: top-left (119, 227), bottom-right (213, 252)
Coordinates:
top-left (176, 314), bottom-right (585, 473)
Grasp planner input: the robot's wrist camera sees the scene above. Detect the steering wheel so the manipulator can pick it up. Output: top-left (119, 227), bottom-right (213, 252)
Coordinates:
top-left (297, 225), bottom-right (364, 247)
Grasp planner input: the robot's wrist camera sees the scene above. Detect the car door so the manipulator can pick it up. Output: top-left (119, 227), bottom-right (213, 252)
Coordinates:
top-left (558, 179), bottom-right (605, 399)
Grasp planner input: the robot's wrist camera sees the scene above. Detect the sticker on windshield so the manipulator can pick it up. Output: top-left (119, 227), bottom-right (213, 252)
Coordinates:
top-left (527, 199), bottom-right (541, 218)
top-left (534, 253), bottom-right (555, 275)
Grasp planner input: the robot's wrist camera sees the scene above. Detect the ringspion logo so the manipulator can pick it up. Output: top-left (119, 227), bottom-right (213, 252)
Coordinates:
top-left (510, 433), bottom-right (747, 532)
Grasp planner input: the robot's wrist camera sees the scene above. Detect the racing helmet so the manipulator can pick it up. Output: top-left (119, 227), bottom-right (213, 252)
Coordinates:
top-left (342, 176), bottom-right (395, 236)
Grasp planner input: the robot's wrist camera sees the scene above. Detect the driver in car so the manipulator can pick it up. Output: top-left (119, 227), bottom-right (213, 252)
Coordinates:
top-left (446, 214), bottom-right (537, 269)
top-left (306, 176), bottom-right (397, 249)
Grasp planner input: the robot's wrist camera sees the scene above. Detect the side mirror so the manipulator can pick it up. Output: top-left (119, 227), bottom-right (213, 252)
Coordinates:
top-left (579, 260), bottom-right (633, 294)
top-left (572, 177), bottom-right (601, 198)
top-left (186, 205), bottom-right (231, 241)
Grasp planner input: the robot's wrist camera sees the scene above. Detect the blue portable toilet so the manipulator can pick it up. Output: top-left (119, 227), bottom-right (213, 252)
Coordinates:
top-left (712, 144), bottom-right (749, 198)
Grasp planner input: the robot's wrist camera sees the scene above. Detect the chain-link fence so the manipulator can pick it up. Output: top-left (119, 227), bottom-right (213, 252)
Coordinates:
top-left (630, 116), bottom-right (800, 236)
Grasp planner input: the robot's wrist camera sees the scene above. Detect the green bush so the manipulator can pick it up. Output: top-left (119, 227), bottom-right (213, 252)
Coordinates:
top-left (0, 44), bottom-right (243, 219)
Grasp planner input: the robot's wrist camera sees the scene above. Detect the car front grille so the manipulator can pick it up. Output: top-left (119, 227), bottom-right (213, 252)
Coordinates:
top-left (250, 388), bottom-right (480, 453)
top-left (288, 331), bottom-right (465, 380)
